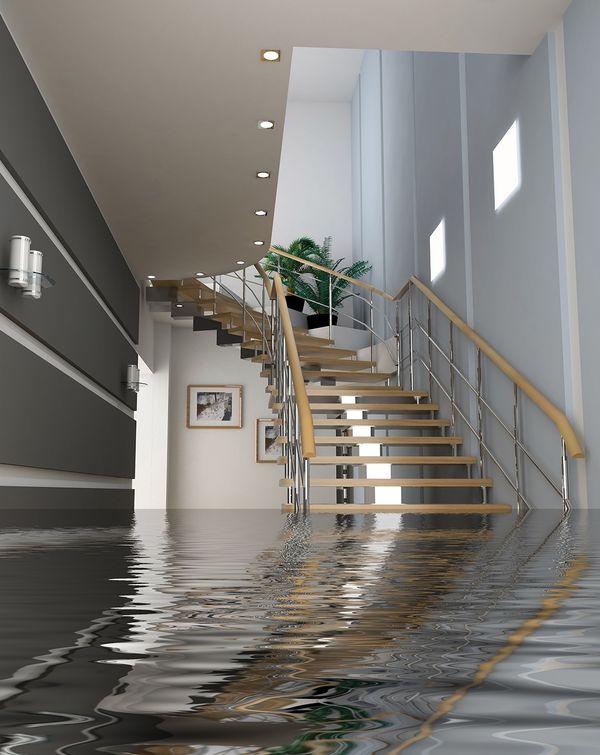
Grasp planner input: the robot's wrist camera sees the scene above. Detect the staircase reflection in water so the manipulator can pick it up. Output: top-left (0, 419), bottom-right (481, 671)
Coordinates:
top-left (0, 507), bottom-right (598, 754)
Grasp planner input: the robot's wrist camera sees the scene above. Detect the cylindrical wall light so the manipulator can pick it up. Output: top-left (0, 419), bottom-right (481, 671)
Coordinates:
top-left (125, 364), bottom-right (146, 392)
top-left (8, 235), bottom-right (31, 288)
top-left (22, 249), bottom-right (43, 300)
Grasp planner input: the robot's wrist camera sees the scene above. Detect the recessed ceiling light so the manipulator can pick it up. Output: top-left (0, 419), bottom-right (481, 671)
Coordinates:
top-left (254, 209), bottom-right (268, 216)
top-left (261, 49), bottom-right (281, 62)
top-left (237, 260), bottom-right (245, 265)
top-left (258, 120), bottom-right (275, 130)
top-left (253, 240), bottom-right (265, 246)
top-left (176, 304), bottom-right (183, 308)
top-left (196, 272), bottom-right (204, 276)
top-left (256, 171), bottom-right (271, 179)
top-left (147, 275), bottom-right (156, 280)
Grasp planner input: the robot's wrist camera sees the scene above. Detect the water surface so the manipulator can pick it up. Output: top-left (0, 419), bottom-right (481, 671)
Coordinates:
top-left (0, 508), bottom-right (598, 754)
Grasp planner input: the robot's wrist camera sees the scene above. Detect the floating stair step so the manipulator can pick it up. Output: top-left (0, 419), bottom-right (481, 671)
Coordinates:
top-left (298, 346), bottom-right (358, 358)
top-left (281, 503), bottom-right (512, 514)
top-left (305, 478), bottom-right (493, 488)
top-left (306, 387), bottom-right (428, 397)
top-left (302, 370), bottom-right (395, 383)
top-left (216, 329), bottom-right (243, 346)
top-left (193, 315), bottom-right (221, 332)
top-left (313, 418), bottom-right (449, 428)
top-left (309, 455), bottom-right (477, 465)
top-left (309, 403), bottom-right (439, 413)
top-left (299, 357), bottom-right (375, 370)
top-left (311, 435), bottom-right (464, 446)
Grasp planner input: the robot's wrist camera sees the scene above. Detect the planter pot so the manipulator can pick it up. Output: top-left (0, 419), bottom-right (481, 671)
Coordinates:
top-left (307, 313), bottom-right (338, 330)
top-left (285, 294), bottom-right (305, 312)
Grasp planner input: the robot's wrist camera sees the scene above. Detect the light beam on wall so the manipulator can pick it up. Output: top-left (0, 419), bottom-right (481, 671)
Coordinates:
top-left (429, 219), bottom-right (446, 284)
top-left (493, 120), bottom-right (521, 211)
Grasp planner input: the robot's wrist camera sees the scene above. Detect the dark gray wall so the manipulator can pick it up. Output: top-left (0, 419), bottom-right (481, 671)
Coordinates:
top-left (564, 0), bottom-right (600, 507)
top-left (0, 334), bottom-right (135, 478)
top-left (0, 488), bottom-right (133, 509)
top-left (0, 15), bottom-right (138, 507)
top-left (0, 17), bottom-right (139, 341)
top-left (0, 175), bottom-right (137, 409)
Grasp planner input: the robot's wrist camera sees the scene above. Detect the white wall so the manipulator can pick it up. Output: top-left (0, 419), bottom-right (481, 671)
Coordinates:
top-left (167, 328), bottom-right (281, 509)
top-left (272, 101), bottom-right (353, 260)
top-left (351, 39), bottom-right (590, 508)
top-left (133, 321), bottom-right (171, 509)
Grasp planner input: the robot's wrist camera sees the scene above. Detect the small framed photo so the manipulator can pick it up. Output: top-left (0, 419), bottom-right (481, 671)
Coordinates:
top-left (187, 385), bottom-right (242, 429)
top-left (256, 418), bottom-right (280, 463)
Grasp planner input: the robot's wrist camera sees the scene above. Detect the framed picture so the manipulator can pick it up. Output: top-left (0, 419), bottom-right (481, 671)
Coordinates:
top-left (256, 418), bottom-right (280, 463)
top-left (186, 385), bottom-right (242, 428)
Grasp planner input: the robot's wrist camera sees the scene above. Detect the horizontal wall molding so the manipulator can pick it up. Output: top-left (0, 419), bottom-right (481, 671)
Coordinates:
top-left (0, 487), bottom-right (134, 510)
top-left (0, 311), bottom-right (134, 418)
top-left (0, 463), bottom-right (131, 489)
top-left (0, 332), bottom-right (136, 478)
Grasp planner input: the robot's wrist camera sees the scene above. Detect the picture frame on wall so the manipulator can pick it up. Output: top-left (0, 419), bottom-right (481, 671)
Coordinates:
top-left (256, 418), bottom-right (280, 463)
top-left (186, 384), bottom-right (243, 428)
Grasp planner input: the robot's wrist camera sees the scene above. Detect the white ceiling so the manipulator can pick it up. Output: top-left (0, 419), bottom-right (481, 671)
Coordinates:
top-left (0, 0), bottom-right (571, 280)
top-left (287, 49), bottom-right (365, 103)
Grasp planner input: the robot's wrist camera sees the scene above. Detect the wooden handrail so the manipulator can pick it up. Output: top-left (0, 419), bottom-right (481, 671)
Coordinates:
top-left (268, 247), bottom-right (395, 302)
top-left (273, 273), bottom-right (316, 459)
top-left (405, 277), bottom-right (584, 459)
top-left (254, 263), bottom-right (274, 299)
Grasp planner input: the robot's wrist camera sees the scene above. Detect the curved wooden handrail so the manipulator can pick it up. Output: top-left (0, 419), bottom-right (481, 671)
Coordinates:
top-left (406, 277), bottom-right (584, 459)
top-left (254, 262), bottom-right (274, 299)
top-left (268, 247), bottom-right (395, 302)
top-left (273, 273), bottom-right (316, 459)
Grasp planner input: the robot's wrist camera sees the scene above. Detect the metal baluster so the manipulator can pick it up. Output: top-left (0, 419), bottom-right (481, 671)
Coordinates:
top-left (449, 321), bottom-right (456, 446)
top-left (328, 274), bottom-right (333, 341)
top-left (242, 267), bottom-right (247, 339)
top-left (427, 301), bottom-right (433, 404)
top-left (396, 300), bottom-right (402, 388)
top-left (213, 275), bottom-right (217, 314)
top-left (476, 347), bottom-right (487, 503)
top-left (261, 282), bottom-right (267, 362)
top-left (513, 383), bottom-right (524, 512)
top-left (303, 458), bottom-right (310, 514)
top-left (561, 437), bottom-right (570, 513)
top-left (407, 284), bottom-right (415, 390)
top-left (369, 291), bottom-right (374, 372)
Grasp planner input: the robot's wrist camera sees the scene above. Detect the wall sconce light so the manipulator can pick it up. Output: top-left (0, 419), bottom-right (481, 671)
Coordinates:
top-left (124, 364), bottom-right (146, 393)
top-left (5, 235), bottom-right (54, 299)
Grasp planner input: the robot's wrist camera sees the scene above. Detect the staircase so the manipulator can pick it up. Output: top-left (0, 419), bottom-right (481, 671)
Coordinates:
top-left (150, 255), bottom-right (583, 515)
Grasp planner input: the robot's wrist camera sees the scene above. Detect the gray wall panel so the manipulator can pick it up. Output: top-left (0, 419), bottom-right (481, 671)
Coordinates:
top-left (0, 333), bottom-right (135, 477)
top-left (0, 175), bottom-right (137, 409)
top-left (0, 487), bottom-right (133, 510)
top-left (0, 17), bottom-right (139, 341)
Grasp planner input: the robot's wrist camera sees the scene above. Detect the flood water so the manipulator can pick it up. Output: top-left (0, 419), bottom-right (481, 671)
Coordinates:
top-left (0, 507), bottom-right (598, 754)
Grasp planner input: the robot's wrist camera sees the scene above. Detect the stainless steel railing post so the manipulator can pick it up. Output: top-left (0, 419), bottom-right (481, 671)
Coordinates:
top-left (513, 383), bottom-right (525, 512)
top-left (396, 300), bottom-right (402, 388)
top-left (407, 284), bottom-right (415, 390)
top-left (427, 301), bottom-right (433, 403)
top-left (328, 274), bottom-right (333, 341)
top-left (476, 347), bottom-right (488, 502)
top-left (449, 321), bottom-right (456, 446)
top-left (369, 291), bottom-right (375, 372)
top-left (561, 437), bottom-right (571, 513)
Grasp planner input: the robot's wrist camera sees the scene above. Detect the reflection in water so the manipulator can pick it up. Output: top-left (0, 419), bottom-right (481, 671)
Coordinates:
top-left (0, 508), bottom-right (598, 753)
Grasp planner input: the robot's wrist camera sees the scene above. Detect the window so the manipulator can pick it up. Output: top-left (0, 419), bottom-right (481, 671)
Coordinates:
top-left (429, 219), bottom-right (446, 283)
top-left (493, 120), bottom-right (521, 211)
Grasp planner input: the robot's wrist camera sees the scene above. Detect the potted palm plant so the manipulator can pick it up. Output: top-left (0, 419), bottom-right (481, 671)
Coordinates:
top-left (261, 237), bottom-right (322, 311)
top-left (292, 248), bottom-right (372, 329)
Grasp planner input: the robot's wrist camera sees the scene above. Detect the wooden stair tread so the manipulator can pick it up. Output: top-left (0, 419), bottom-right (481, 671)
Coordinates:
top-left (309, 455), bottom-right (476, 465)
top-left (303, 478), bottom-right (493, 488)
top-left (298, 357), bottom-right (375, 369)
top-left (281, 503), bottom-right (512, 514)
top-left (309, 403), bottom-right (439, 412)
top-left (311, 436), bottom-right (463, 446)
top-left (303, 370), bottom-right (395, 382)
top-left (306, 387), bottom-right (428, 396)
top-left (313, 418), bottom-right (449, 427)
